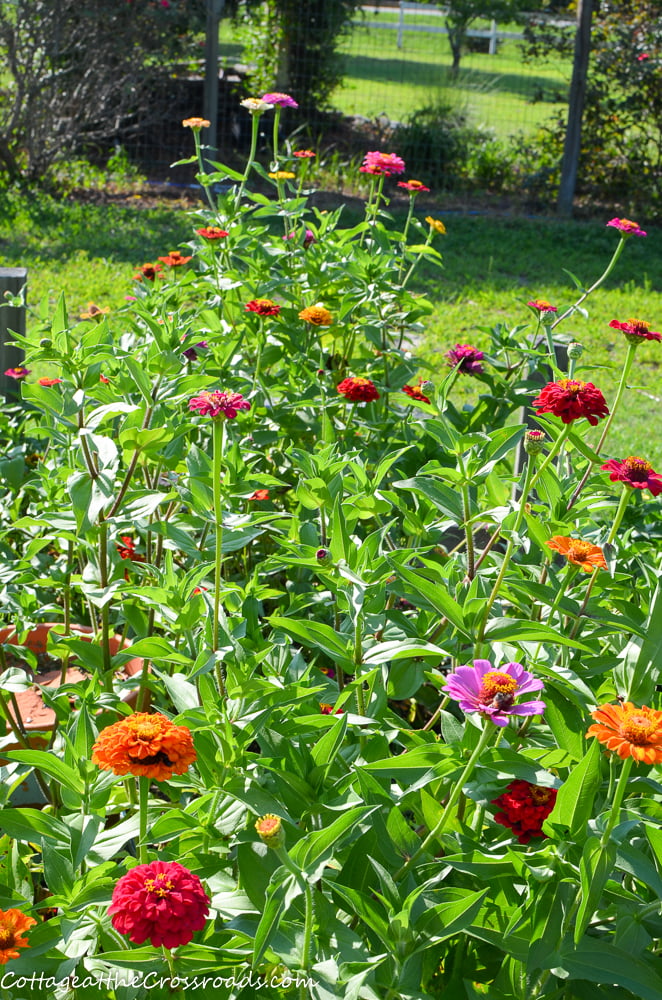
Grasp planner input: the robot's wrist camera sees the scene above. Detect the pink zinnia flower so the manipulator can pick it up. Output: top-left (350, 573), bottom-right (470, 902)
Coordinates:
top-left (397, 179), bottom-right (430, 193)
top-left (293, 149), bottom-right (315, 159)
top-left (608, 318), bottom-right (661, 344)
top-left (446, 344), bottom-right (484, 376)
top-left (533, 378), bottom-right (609, 426)
top-left (601, 456), bottom-right (662, 496)
top-left (606, 217), bottom-right (647, 237)
top-left (444, 659), bottom-right (545, 727)
top-left (109, 861), bottom-right (209, 949)
top-left (4, 367), bottom-right (30, 380)
top-left (245, 299), bottom-right (281, 317)
top-left (283, 229), bottom-right (316, 248)
top-left (360, 151), bottom-right (406, 177)
top-left (182, 340), bottom-right (208, 361)
top-left (188, 390), bottom-right (251, 419)
top-left (527, 299), bottom-right (557, 313)
top-left (261, 92), bottom-right (298, 108)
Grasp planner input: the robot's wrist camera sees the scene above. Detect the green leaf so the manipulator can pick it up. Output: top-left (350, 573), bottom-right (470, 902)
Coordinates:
top-left (575, 835), bottom-right (617, 942)
top-left (390, 561), bottom-right (469, 637)
top-left (394, 476), bottom-right (464, 522)
top-left (268, 616), bottom-right (353, 666)
top-left (543, 684), bottom-right (587, 761)
top-left (112, 636), bottom-right (192, 664)
top-left (484, 617), bottom-right (592, 650)
top-left (412, 888), bottom-right (488, 948)
top-left (3, 750), bottom-right (84, 794)
top-left (561, 939), bottom-right (662, 1000)
top-left (252, 868), bottom-right (299, 966)
top-left (543, 739), bottom-right (602, 840)
top-left (289, 806), bottom-right (377, 876)
top-left (0, 808), bottom-right (71, 845)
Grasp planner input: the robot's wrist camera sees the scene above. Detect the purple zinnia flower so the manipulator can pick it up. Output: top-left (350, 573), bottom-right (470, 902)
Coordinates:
top-left (283, 229), bottom-right (316, 248)
top-left (182, 340), bottom-right (208, 361)
top-left (261, 92), bottom-right (298, 109)
top-left (444, 659), bottom-right (545, 727)
top-left (446, 344), bottom-right (485, 376)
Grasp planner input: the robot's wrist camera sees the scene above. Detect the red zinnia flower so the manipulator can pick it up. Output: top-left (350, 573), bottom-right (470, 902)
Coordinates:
top-left (402, 384), bottom-right (431, 404)
top-left (245, 299), bottom-right (281, 317)
top-left (134, 262), bottom-right (163, 282)
top-left (293, 149), bottom-right (315, 159)
top-left (37, 377), bottom-right (63, 386)
top-left (99, 374), bottom-right (111, 384)
top-left (533, 378), bottom-right (609, 426)
top-left (0, 908), bottom-right (37, 964)
top-left (601, 456), bottom-right (662, 496)
top-left (4, 367), bottom-right (30, 380)
top-left (527, 299), bottom-right (557, 313)
top-left (249, 489), bottom-right (270, 501)
top-left (109, 861), bottom-right (210, 949)
top-left (117, 535), bottom-right (146, 563)
top-left (397, 179), bottom-right (430, 193)
top-left (606, 217), bottom-right (646, 237)
top-left (337, 376), bottom-right (380, 402)
top-left (196, 227), bottom-right (229, 240)
top-left (320, 703), bottom-right (344, 715)
top-left (189, 390), bottom-right (250, 419)
top-left (491, 780), bottom-right (557, 844)
top-left (360, 151), bottom-right (406, 176)
top-left (608, 318), bottom-right (662, 344)
top-left (446, 344), bottom-right (484, 376)
top-left (158, 251), bottom-right (192, 267)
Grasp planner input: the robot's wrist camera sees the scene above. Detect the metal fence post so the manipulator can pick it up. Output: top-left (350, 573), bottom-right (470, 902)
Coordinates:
top-left (0, 267), bottom-right (28, 399)
top-left (397, 1), bottom-right (404, 49)
top-left (489, 19), bottom-right (497, 55)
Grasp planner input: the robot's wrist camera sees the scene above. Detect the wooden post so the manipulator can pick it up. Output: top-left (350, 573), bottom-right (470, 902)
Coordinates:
top-left (557, 0), bottom-right (593, 218)
top-left (0, 267), bottom-right (28, 399)
top-left (203, 0), bottom-right (226, 167)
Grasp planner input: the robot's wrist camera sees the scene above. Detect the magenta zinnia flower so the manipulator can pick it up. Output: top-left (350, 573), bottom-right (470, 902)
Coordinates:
top-left (601, 456), bottom-right (662, 496)
top-left (188, 390), bottom-right (250, 419)
top-left (527, 299), bottom-right (557, 313)
top-left (444, 659), bottom-right (545, 727)
top-left (4, 367), bottom-right (30, 380)
top-left (533, 378), bottom-right (609, 426)
top-left (446, 344), bottom-right (485, 376)
top-left (397, 179), bottom-right (430, 193)
top-left (109, 861), bottom-right (209, 949)
top-left (261, 92), bottom-right (298, 108)
top-left (606, 217), bottom-right (647, 237)
top-left (182, 340), bottom-right (208, 361)
top-left (360, 151), bottom-right (406, 176)
top-left (608, 318), bottom-right (661, 344)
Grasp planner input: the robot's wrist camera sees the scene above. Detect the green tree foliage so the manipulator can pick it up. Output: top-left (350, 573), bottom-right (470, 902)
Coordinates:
top-left (437, 0), bottom-right (535, 73)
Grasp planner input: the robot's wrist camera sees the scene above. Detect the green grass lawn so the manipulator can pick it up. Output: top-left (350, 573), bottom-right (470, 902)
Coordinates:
top-left (0, 191), bottom-right (659, 463)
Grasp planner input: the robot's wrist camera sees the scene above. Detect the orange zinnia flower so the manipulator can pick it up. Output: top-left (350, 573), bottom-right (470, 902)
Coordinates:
top-left (587, 702), bottom-right (662, 764)
top-left (0, 909), bottom-right (36, 964)
top-left (92, 712), bottom-right (196, 781)
top-left (299, 305), bottom-right (332, 326)
top-left (546, 536), bottom-right (607, 572)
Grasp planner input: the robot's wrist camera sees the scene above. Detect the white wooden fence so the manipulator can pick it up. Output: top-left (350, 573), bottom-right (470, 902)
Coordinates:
top-left (358, 3), bottom-right (526, 54)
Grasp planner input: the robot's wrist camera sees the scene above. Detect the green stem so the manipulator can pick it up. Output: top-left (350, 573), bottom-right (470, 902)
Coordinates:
top-left (98, 520), bottom-right (112, 691)
top-left (300, 882), bottom-right (314, 999)
top-left (397, 195), bottom-right (416, 282)
top-left (462, 483), bottom-right (475, 580)
top-left (271, 107), bottom-right (281, 168)
top-left (353, 612), bottom-right (366, 718)
top-left (528, 423), bottom-right (572, 493)
top-left (600, 756), bottom-right (634, 847)
top-left (551, 236), bottom-right (627, 332)
top-left (212, 419), bottom-right (225, 655)
top-left (566, 341), bottom-right (637, 512)
top-left (237, 113), bottom-right (260, 205)
top-left (138, 775), bottom-right (149, 864)
top-left (401, 231), bottom-right (433, 289)
top-left (531, 563), bottom-right (579, 663)
top-left (394, 721), bottom-right (497, 880)
top-left (162, 945), bottom-right (185, 996)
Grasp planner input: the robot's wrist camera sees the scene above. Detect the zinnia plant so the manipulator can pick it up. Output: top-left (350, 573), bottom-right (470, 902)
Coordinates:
top-left (109, 861), bottom-right (210, 948)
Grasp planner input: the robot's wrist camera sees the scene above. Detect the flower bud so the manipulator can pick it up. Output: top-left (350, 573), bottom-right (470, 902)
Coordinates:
top-left (39, 338), bottom-right (52, 348)
top-left (567, 342), bottom-right (584, 359)
top-left (524, 429), bottom-right (547, 455)
top-left (316, 548), bottom-right (333, 567)
top-left (419, 380), bottom-right (434, 393)
top-left (255, 814), bottom-right (285, 848)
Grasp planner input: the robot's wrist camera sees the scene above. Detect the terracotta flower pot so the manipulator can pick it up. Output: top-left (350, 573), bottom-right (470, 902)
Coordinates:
top-left (0, 622), bottom-right (144, 735)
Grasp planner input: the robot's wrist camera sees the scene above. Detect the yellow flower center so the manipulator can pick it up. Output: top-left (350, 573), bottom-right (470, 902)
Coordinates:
top-left (621, 710), bottom-right (659, 745)
top-left (480, 671), bottom-right (518, 703)
top-left (624, 456), bottom-right (653, 473)
top-left (566, 540), bottom-right (594, 562)
top-left (530, 787), bottom-right (552, 805)
top-left (144, 876), bottom-right (175, 895)
top-left (0, 929), bottom-right (15, 948)
top-left (627, 318), bottom-right (650, 331)
top-left (558, 378), bottom-right (586, 394)
top-left (131, 721), bottom-right (161, 741)
top-left (619, 218), bottom-right (639, 228)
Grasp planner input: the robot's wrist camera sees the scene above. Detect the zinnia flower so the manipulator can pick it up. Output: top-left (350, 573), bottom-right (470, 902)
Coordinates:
top-left (255, 814), bottom-right (285, 848)
top-left (261, 92), bottom-right (298, 108)
top-left (444, 659), bottom-right (545, 727)
top-left (425, 216), bottom-right (446, 235)
top-left (182, 340), bottom-right (208, 361)
top-left (402, 384), bottom-right (431, 404)
top-left (269, 171), bottom-right (295, 180)
top-left (320, 703), bottom-right (344, 715)
top-left (109, 861), bottom-right (210, 948)
top-left (80, 302), bottom-right (110, 320)
top-left (0, 909), bottom-right (36, 964)
top-left (397, 179), bottom-right (430, 193)
top-left (524, 429), bottom-right (546, 455)
top-left (240, 97), bottom-right (273, 114)
top-left (587, 702), bottom-right (662, 763)
top-left (606, 217), bottom-right (647, 237)
top-left (182, 117), bottom-right (210, 129)
top-left (293, 149), bottom-right (315, 159)
top-left (134, 262), bottom-right (163, 282)
top-left (446, 344), bottom-right (484, 376)
top-left (299, 305), bottom-right (332, 326)
top-left (337, 376), bottom-right (380, 403)
top-left (601, 456), bottom-right (662, 495)
top-left (608, 318), bottom-right (661, 344)
top-left (37, 377), bottom-right (63, 386)
top-left (188, 390), bottom-right (251, 419)
top-left (491, 780), bottom-right (557, 844)
top-left (4, 367), bottom-right (30, 380)
top-left (546, 536), bottom-right (607, 572)
top-left (92, 712), bottom-right (196, 781)
top-left (245, 298), bottom-right (281, 317)
top-left (284, 229), bottom-right (316, 248)
top-left (532, 378), bottom-right (609, 426)
top-left (158, 251), bottom-right (192, 267)
top-left (196, 227), bottom-right (229, 240)
top-left (116, 535), bottom-right (146, 563)
top-left (527, 299), bottom-right (557, 313)
top-left (249, 489), bottom-right (270, 501)
top-left (360, 151), bottom-right (406, 176)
